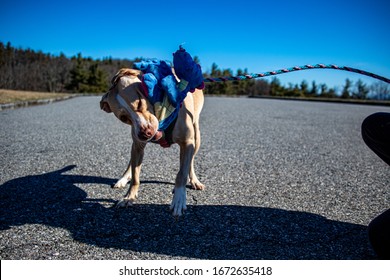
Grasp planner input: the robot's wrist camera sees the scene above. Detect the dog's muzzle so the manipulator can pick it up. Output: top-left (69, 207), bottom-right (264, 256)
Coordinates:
top-left (137, 122), bottom-right (156, 141)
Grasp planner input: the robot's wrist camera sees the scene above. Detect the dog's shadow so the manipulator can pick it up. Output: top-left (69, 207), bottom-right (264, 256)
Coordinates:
top-left (0, 165), bottom-right (374, 259)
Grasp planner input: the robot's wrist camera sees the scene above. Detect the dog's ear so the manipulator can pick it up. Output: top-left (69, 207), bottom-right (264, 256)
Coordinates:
top-left (111, 68), bottom-right (142, 86)
top-left (100, 93), bottom-right (112, 113)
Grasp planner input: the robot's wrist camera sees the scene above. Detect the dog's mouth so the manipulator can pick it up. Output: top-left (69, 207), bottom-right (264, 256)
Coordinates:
top-left (151, 130), bottom-right (163, 141)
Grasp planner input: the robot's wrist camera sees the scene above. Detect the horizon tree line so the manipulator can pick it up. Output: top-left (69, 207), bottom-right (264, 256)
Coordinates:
top-left (0, 42), bottom-right (389, 100)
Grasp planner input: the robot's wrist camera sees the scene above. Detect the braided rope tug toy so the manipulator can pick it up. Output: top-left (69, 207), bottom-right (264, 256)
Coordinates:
top-left (203, 64), bottom-right (390, 84)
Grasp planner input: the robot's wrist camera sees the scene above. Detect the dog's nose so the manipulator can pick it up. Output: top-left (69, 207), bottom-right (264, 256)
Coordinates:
top-left (138, 124), bottom-right (154, 140)
top-left (144, 128), bottom-right (153, 138)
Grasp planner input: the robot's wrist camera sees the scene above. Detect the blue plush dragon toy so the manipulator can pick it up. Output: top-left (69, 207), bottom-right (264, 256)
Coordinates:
top-left (133, 46), bottom-right (204, 132)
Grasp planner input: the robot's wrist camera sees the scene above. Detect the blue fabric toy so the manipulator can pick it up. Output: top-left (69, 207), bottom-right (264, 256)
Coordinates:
top-left (133, 47), bottom-right (204, 131)
top-left (173, 45), bottom-right (204, 93)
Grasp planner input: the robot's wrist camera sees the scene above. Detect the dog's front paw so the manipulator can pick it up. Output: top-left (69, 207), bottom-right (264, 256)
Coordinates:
top-left (112, 177), bottom-right (129, 189)
top-left (170, 187), bottom-right (187, 216)
top-left (115, 198), bottom-right (135, 208)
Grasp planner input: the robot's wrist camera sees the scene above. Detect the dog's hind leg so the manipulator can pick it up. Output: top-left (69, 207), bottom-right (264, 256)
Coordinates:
top-left (189, 121), bottom-right (205, 190)
top-left (189, 90), bottom-right (205, 190)
top-left (170, 98), bottom-right (197, 216)
top-left (116, 141), bottom-right (145, 207)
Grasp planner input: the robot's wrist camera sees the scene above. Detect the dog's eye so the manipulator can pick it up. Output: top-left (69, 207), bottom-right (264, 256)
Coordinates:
top-left (120, 115), bottom-right (127, 122)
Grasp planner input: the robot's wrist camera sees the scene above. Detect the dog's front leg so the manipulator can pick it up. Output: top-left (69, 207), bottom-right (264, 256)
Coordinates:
top-left (116, 141), bottom-right (145, 207)
top-left (170, 142), bottom-right (195, 216)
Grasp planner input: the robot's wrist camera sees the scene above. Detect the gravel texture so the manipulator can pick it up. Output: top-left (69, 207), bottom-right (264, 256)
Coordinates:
top-left (0, 96), bottom-right (389, 260)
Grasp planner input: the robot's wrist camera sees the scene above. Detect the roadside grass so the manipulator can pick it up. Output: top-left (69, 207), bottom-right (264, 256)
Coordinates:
top-left (0, 89), bottom-right (75, 104)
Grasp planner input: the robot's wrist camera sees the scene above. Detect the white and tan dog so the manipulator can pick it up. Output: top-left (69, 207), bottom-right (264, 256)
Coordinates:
top-left (100, 68), bottom-right (205, 216)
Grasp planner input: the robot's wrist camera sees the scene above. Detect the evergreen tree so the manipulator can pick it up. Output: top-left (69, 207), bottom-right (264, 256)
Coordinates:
top-left (66, 54), bottom-right (107, 93)
top-left (353, 79), bottom-right (369, 99)
top-left (204, 63), bottom-right (230, 95)
top-left (233, 68), bottom-right (252, 95)
top-left (309, 81), bottom-right (318, 96)
top-left (87, 63), bottom-right (107, 93)
top-left (67, 53), bottom-right (88, 92)
top-left (300, 80), bottom-right (309, 96)
top-left (270, 77), bottom-right (284, 96)
top-left (285, 83), bottom-right (302, 97)
top-left (320, 83), bottom-right (328, 96)
top-left (341, 78), bottom-right (352, 99)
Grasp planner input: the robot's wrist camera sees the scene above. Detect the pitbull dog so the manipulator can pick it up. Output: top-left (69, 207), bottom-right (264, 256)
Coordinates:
top-left (100, 68), bottom-right (204, 216)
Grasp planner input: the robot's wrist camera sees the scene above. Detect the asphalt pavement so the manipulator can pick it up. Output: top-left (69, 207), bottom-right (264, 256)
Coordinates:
top-left (0, 96), bottom-right (389, 259)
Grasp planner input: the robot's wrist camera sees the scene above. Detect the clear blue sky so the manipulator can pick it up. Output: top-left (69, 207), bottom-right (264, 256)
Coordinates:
top-left (1, 0), bottom-right (389, 90)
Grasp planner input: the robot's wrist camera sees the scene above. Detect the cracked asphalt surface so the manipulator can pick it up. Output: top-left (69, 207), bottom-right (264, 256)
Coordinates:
top-left (1, 96), bottom-right (389, 259)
